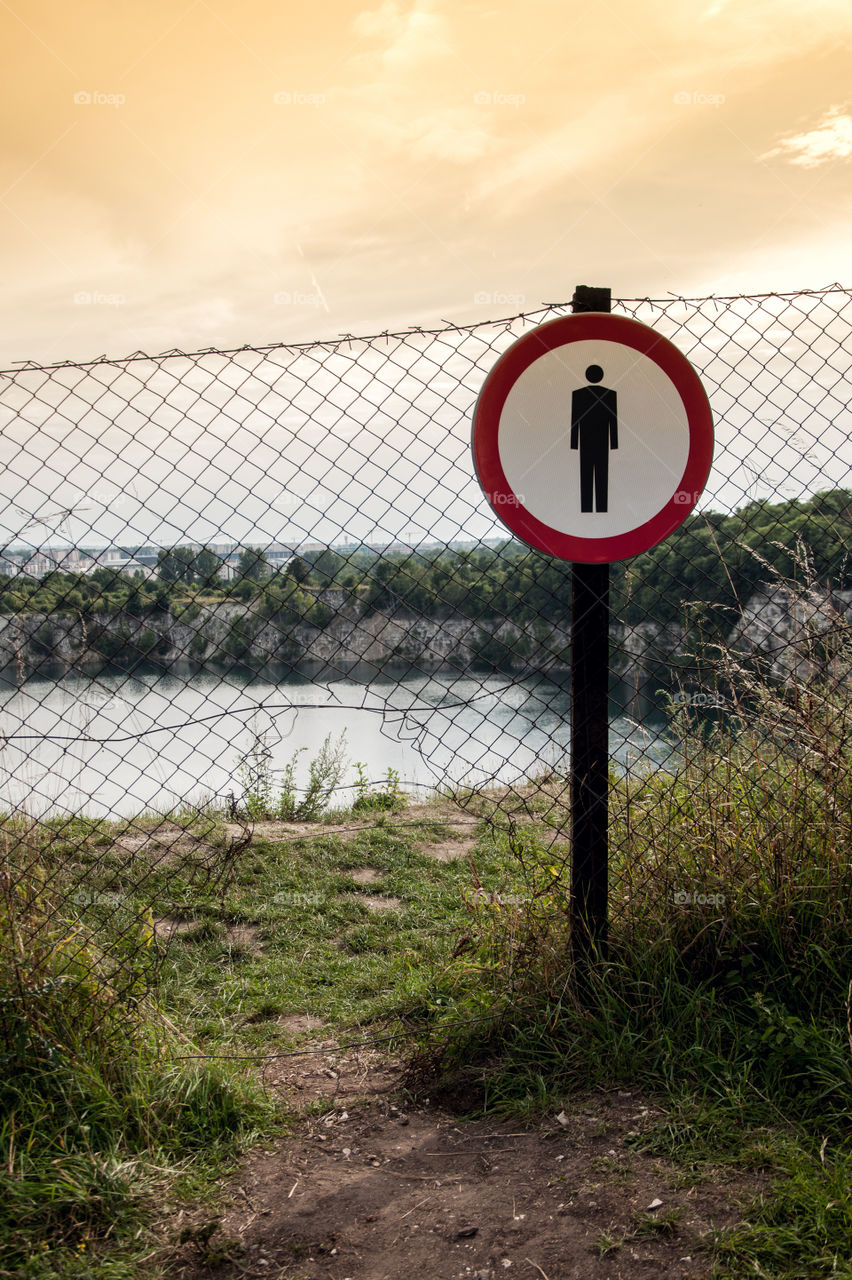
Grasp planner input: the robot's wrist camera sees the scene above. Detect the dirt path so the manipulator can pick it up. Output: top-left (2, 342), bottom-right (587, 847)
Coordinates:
top-left (171, 1046), bottom-right (759, 1280)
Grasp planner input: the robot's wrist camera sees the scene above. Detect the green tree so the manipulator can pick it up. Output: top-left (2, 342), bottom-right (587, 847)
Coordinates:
top-left (193, 547), bottom-right (223, 587)
top-left (237, 547), bottom-right (270, 584)
top-left (286, 554), bottom-right (311, 584)
top-left (156, 547), bottom-right (195, 583)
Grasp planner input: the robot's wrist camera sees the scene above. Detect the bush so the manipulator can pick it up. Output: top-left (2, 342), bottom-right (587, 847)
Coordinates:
top-left (237, 731), bottom-right (348, 821)
top-left (0, 841), bottom-right (263, 1270)
top-left (422, 572), bottom-right (852, 1139)
top-left (173, 600), bottom-right (201, 624)
top-left (136, 627), bottom-right (158, 655)
top-left (221, 615), bottom-right (259, 661)
top-left (352, 762), bottom-right (407, 813)
top-left (92, 624), bottom-right (129, 660)
top-left (30, 621), bottom-right (56, 655)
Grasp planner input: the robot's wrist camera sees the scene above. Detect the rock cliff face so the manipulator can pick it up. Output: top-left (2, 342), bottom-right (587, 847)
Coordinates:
top-left (725, 585), bottom-right (852, 681)
top-left (0, 584), bottom-right (847, 686)
top-left (0, 591), bottom-right (572, 683)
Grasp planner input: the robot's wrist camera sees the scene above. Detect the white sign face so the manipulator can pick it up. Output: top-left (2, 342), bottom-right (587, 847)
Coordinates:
top-left (498, 340), bottom-right (690, 539)
top-left (471, 313), bottom-right (714, 563)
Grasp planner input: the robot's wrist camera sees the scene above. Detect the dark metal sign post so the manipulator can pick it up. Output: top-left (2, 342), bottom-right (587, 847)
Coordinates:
top-left (471, 284), bottom-right (714, 990)
top-left (569, 285), bottom-right (612, 974)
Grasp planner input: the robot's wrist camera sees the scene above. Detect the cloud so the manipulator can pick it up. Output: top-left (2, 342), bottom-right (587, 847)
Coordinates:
top-left (335, 2), bottom-right (497, 165)
top-left (701, 0), bottom-right (732, 17)
top-left (404, 107), bottom-right (496, 164)
top-left (352, 0), bottom-right (452, 71)
top-left (761, 105), bottom-right (852, 167)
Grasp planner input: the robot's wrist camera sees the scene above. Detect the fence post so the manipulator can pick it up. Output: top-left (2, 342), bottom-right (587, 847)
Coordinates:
top-left (570, 284), bottom-right (611, 976)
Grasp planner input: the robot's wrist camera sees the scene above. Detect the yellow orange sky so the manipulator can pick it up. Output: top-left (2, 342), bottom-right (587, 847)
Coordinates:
top-left (2, 0), bottom-right (852, 363)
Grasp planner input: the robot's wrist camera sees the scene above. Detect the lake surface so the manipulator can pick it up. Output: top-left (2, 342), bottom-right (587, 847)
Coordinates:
top-left (0, 669), bottom-right (675, 818)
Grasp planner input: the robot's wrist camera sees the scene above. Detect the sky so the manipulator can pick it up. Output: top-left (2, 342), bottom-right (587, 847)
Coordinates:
top-left (2, 0), bottom-right (852, 367)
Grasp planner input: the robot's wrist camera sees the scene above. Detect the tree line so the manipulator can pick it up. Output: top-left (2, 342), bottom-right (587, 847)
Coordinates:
top-left (357, 489), bottom-right (852, 640)
top-left (0, 490), bottom-right (849, 645)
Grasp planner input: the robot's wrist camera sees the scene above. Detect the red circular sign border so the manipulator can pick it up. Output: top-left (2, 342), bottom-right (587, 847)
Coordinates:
top-left (471, 313), bottom-right (714, 563)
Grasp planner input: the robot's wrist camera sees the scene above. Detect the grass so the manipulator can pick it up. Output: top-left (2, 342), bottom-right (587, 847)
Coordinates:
top-left (402, 580), bottom-right (852, 1278)
top-left (4, 774), bottom-right (850, 1277)
top-left (0, 783), bottom-right (506, 1275)
top-left (0, 867), bottom-right (270, 1276)
top-left (713, 1143), bottom-right (852, 1278)
top-left (125, 810), bottom-right (504, 1049)
top-left (0, 801), bottom-right (264, 1277)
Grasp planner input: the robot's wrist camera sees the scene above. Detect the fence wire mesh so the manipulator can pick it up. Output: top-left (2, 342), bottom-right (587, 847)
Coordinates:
top-left (2, 286), bottom-right (852, 1032)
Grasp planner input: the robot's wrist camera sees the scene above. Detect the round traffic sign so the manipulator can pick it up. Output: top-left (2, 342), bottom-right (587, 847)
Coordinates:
top-left (471, 313), bottom-right (714, 562)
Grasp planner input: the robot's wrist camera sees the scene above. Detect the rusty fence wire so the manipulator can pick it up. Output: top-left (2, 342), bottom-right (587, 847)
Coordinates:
top-left (1, 285), bottom-right (852, 1030)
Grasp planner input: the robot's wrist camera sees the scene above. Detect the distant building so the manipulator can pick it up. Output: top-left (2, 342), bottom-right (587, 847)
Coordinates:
top-left (0, 539), bottom-right (332, 582)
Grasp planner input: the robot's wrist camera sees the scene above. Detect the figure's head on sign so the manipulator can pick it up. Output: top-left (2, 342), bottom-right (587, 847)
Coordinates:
top-left (471, 313), bottom-right (714, 563)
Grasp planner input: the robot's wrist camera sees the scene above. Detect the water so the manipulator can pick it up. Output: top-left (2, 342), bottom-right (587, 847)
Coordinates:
top-left (0, 668), bottom-right (674, 818)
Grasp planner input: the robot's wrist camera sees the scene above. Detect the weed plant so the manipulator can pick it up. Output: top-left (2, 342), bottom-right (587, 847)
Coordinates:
top-left (237, 730), bottom-right (349, 821)
top-left (352, 762), bottom-right (407, 813)
top-left (237, 733), bottom-right (408, 821)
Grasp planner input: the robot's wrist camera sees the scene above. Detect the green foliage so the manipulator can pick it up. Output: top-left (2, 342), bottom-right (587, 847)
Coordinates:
top-left (352, 762), bottom-right (407, 813)
top-left (400, 578), bottom-right (852, 1278)
top-left (189, 632), bottom-right (208, 658)
top-left (297, 732), bottom-right (349, 820)
top-left (230, 576), bottom-right (256, 601)
top-left (287, 553), bottom-right (312, 583)
top-left (277, 750), bottom-right (301, 820)
top-left (470, 628), bottom-right (516, 671)
top-left (715, 1142), bottom-right (852, 1278)
top-left (236, 547), bottom-right (270, 584)
top-left (30, 621), bottom-right (56, 655)
top-left (0, 854), bottom-right (263, 1270)
top-left (91, 623), bottom-right (130, 660)
top-left (193, 547), bottom-right (223, 586)
top-left (173, 600), bottom-right (201, 624)
top-left (0, 568), bottom-right (168, 624)
top-left (2, 492), bottom-right (850, 691)
top-left (123, 586), bottom-right (146, 616)
top-left (154, 545), bottom-right (222, 587)
top-left (221, 614), bottom-right (260, 663)
top-left (136, 627), bottom-right (158, 655)
top-left (150, 585), bottom-right (172, 613)
top-left (308, 599), bottom-right (333, 628)
top-left (156, 546), bottom-right (195, 583)
top-left (355, 490), bottom-right (852, 641)
top-left (236, 732), bottom-right (349, 821)
top-left (613, 488), bottom-right (852, 637)
top-left (237, 728), bottom-right (275, 821)
top-left (260, 578), bottom-right (313, 624)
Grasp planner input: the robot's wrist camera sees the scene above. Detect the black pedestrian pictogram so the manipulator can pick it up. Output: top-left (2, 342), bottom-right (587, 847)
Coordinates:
top-left (570, 364), bottom-right (618, 512)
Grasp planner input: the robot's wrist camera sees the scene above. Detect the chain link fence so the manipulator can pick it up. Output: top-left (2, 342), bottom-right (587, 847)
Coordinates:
top-left (2, 286), bottom-right (852, 1029)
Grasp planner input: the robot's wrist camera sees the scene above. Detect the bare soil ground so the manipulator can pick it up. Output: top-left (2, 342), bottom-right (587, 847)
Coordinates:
top-left (170, 1046), bottom-right (760, 1280)
top-left (221, 809), bottom-right (480, 849)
